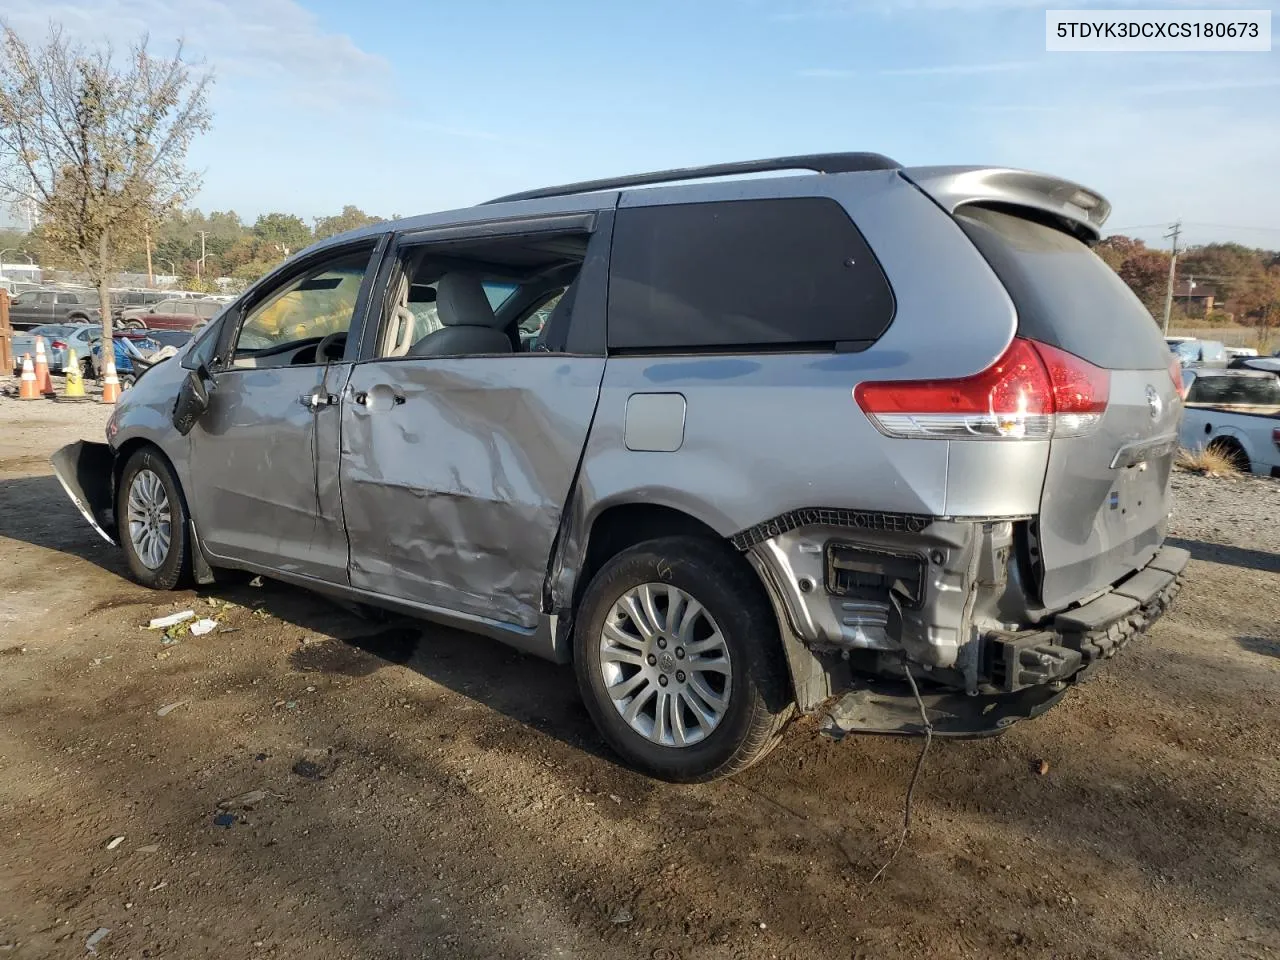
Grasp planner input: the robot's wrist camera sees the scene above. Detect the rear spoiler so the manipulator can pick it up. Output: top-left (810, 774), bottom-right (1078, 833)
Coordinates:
top-left (901, 166), bottom-right (1111, 243)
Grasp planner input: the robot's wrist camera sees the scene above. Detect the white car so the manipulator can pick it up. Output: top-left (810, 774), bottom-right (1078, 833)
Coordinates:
top-left (1180, 369), bottom-right (1280, 477)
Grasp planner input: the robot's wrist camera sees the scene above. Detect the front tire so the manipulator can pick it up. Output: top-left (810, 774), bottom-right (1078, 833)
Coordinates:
top-left (573, 536), bottom-right (794, 783)
top-left (117, 448), bottom-right (191, 589)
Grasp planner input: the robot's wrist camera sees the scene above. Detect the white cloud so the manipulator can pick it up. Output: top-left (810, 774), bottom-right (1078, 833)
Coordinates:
top-left (2, 0), bottom-right (389, 105)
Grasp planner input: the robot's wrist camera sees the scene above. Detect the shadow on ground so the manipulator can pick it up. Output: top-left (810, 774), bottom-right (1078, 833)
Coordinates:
top-left (1166, 535), bottom-right (1280, 574)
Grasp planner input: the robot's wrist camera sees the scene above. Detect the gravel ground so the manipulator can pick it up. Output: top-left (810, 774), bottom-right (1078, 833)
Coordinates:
top-left (0, 396), bottom-right (1276, 960)
top-left (1170, 469), bottom-right (1280, 563)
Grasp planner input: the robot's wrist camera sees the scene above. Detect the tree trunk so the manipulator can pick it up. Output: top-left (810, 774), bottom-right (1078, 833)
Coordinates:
top-left (97, 230), bottom-right (113, 373)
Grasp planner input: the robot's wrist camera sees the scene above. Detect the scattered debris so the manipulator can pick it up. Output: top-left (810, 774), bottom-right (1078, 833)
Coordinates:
top-left (291, 747), bottom-right (338, 781)
top-left (148, 881), bottom-right (168, 892)
top-left (1035, 758), bottom-right (1051, 776)
top-left (84, 927), bottom-right (110, 955)
top-left (217, 790), bottom-right (269, 811)
top-left (249, 576), bottom-right (263, 587)
top-left (0, 645), bottom-right (26, 656)
top-left (104, 836), bottom-right (125, 851)
top-left (136, 844), bottom-right (160, 854)
top-left (213, 813), bottom-right (237, 828)
top-left (189, 618), bottom-right (218, 636)
top-left (609, 794), bottom-right (622, 804)
top-left (284, 700), bottom-right (299, 711)
top-left (156, 700), bottom-right (188, 718)
top-left (251, 607), bottom-right (269, 619)
top-left (610, 907), bottom-right (633, 925)
top-left (147, 610), bottom-right (194, 630)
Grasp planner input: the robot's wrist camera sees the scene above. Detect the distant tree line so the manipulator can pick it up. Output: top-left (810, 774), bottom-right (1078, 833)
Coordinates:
top-left (0, 204), bottom-right (384, 289)
top-left (1096, 235), bottom-right (1280, 330)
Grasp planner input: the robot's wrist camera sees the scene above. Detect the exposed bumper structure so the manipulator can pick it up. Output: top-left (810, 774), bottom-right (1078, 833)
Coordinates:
top-left (50, 441), bottom-right (117, 545)
top-left (748, 515), bottom-right (1188, 737)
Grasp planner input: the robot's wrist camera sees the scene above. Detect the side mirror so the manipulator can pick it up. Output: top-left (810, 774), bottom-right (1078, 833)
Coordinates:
top-left (172, 366), bottom-right (211, 436)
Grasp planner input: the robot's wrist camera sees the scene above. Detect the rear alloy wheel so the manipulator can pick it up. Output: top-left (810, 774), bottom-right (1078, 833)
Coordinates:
top-left (574, 536), bottom-right (793, 782)
top-left (117, 447), bottom-right (191, 589)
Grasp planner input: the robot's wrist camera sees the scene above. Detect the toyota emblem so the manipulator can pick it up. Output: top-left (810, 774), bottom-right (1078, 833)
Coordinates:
top-left (1146, 385), bottom-right (1163, 420)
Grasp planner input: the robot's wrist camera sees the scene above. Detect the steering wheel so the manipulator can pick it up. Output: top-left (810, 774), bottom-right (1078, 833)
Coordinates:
top-left (315, 332), bottom-right (347, 363)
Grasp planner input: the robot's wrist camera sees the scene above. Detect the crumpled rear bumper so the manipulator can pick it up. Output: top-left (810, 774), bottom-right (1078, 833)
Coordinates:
top-left (821, 544), bottom-right (1189, 739)
top-left (50, 441), bottom-right (117, 545)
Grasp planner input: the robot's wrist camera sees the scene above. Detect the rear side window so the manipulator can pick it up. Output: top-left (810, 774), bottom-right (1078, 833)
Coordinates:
top-left (1187, 375), bottom-right (1280, 406)
top-left (608, 197), bottom-right (894, 352)
top-left (957, 205), bottom-right (1170, 371)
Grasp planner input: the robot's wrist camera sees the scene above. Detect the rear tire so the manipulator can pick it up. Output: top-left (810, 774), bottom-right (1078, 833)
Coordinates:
top-left (117, 447), bottom-right (191, 590)
top-left (573, 536), bottom-right (794, 783)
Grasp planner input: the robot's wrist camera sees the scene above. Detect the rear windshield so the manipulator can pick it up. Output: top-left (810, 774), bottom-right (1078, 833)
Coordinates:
top-left (1186, 374), bottom-right (1280, 406)
top-left (956, 205), bottom-right (1170, 371)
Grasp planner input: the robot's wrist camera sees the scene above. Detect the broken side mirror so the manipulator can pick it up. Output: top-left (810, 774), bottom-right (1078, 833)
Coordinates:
top-left (172, 366), bottom-right (211, 436)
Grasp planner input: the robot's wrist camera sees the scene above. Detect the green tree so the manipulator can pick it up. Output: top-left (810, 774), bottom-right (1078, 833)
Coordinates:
top-left (253, 212), bottom-right (311, 258)
top-left (0, 23), bottom-right (211, 349)
top-left (313, 204), bottom-right (381, 240)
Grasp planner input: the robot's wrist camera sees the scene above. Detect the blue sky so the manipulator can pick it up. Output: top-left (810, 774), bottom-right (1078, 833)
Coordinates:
top-left (7, 0), bottom-right (1280, 246)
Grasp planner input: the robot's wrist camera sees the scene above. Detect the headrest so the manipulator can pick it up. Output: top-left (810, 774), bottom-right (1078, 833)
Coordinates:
top-left (436, 273), bottom-right (497, 328)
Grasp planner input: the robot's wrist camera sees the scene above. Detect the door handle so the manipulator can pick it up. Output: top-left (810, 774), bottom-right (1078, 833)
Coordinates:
top-left (299, 393), bottom-right (338, 410)
top-left (353, 389), bottom-right (406, 407)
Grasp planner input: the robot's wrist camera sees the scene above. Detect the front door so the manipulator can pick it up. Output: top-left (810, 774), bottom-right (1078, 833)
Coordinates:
top-left (340, 217), bottom-right (609, 629)
top-left (189, 241), bottom-right (384, 582)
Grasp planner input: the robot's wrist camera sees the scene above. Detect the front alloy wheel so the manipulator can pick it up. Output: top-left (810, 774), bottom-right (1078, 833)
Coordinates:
top-left (117, 447), bottom-right (191, 590)
top-left (126, 468), bottom-right (171, 570)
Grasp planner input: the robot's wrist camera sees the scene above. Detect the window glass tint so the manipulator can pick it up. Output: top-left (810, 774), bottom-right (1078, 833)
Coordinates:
top-left (608, 197), bottom-right (894, 351)
top-left (956, 205), bottom-right (1170, 371)
top-left (233, 250), bottom-right (370, 364)
top-left (1186, 375), bottom-right (1280, 405)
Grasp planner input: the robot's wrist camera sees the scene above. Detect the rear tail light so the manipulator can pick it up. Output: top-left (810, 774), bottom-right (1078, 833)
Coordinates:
top-left (51, 340), bottom-right (67, 350)
top-left (1169, 353), bottom-right (1186, 398)
top-left (854, 337), bottom-right (1110, 441)
top-left (1272, 427), bottom-right (1280, 451)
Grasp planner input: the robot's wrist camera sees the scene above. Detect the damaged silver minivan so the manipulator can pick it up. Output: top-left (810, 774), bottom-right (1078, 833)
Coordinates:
top-left (53, 154), bottom-right (1188, 782)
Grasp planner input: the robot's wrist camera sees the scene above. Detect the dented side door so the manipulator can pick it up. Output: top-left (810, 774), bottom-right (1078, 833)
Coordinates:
top-left (339, 217), bottom-right (612, 630)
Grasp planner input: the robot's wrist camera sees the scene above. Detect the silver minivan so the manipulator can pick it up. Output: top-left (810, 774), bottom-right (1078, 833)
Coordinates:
top-left (54, 154), bottom-right (1188, 782)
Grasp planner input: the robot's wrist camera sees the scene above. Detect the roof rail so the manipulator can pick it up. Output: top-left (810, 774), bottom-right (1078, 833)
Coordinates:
top-left (482, 152), bottom-right (901, 205)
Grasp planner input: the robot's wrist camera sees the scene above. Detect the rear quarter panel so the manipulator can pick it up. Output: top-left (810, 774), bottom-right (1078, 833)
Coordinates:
top-left (575, 170), bottom-right (1028, 538)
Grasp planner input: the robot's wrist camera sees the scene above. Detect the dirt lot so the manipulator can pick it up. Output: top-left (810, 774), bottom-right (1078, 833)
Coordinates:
top-left (0, 396), bottom-right (1277, 960)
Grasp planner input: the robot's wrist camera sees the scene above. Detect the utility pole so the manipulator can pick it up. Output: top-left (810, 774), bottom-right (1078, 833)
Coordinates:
top-left (1161, 220), bottom-right (1182, 336)
top-left (145, 224), bottom-right (154, 288)
top-left (197, 230), bottom-right (207, 281)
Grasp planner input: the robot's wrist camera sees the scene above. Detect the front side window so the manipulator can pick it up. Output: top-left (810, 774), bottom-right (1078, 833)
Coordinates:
top-left (37, 292), bottom-right (55, 304)
top-left (230, 248), bottom-right (372, 368)
top-left (13, 291), bottom-right (36, 306)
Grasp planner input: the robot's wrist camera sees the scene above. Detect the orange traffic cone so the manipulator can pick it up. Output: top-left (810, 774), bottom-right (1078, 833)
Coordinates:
top-left (101, 357), bottom-right (122, 404)
top-left (18, 353), bottom-right (40, 400)
top-left (33, 336), bottom-right (54, 395)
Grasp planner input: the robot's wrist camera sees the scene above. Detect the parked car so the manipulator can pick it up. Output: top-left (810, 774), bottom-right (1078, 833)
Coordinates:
top-left (51, 153), bottom-right (1188, 782)
top-left (110, 289), bottom-right (170, 320)
top-left (120, 297), bottom-right (223, 331)
top-left (1172, 339), bottom-right (1227, 366)
top-left (10, 323), bottom-right (95, 373)
top-left (1180, 368), bottom-right (1280, 476)
top-left (1229, 356), bottom-right (1280, 375)
top-left (1224, 346), bottom-right (1258, 360)
top-left (7, 289), bottom-right (98, 330)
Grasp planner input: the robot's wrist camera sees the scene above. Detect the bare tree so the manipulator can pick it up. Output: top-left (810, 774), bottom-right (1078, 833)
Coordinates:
top-left (0, 22), bottom-right (211, 355)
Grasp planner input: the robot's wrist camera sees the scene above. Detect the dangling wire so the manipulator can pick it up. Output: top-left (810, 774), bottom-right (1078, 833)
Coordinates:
top-left (867, 668), bottom-right (934, 887)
